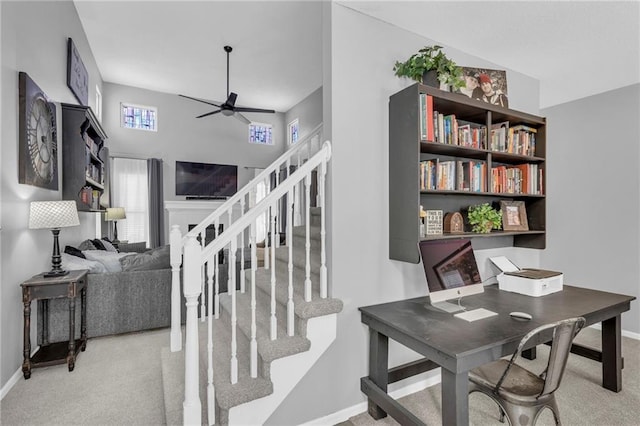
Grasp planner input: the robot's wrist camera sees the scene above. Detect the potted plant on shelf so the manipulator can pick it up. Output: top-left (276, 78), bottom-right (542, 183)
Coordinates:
top-left (393, 45), bottom-right (465, 90)
top-left (467, 203), bottom-right (502, 233)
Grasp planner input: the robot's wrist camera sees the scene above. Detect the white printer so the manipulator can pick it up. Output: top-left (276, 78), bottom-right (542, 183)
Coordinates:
top-left (490, 256), bottom-right (563, 297)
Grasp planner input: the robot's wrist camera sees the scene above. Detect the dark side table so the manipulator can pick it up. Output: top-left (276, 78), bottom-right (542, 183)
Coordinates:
top-left (21, 269), bottom-right (88, 379)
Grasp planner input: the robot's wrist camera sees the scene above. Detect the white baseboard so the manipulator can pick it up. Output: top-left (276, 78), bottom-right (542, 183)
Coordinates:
top-left (0, 345), bottom-right (39, 400)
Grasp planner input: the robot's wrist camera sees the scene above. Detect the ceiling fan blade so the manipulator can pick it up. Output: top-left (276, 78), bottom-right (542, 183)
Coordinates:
top-left (179, 94), bottom-right (221, 108)
top-left (234, 107), bottom-right (276, 114)
top-left (234, 112), bottom-right (251, 125)
top-left (196, 109), bottom-right (222, 119)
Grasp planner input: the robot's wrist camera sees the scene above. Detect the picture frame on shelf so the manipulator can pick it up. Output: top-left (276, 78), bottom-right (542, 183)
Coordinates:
top-left (456, 66), bottom-right (508, 108)
top-left (425, 210), bottom-right (443, 235)
top-left (501, 200), bottom-right (529, 231)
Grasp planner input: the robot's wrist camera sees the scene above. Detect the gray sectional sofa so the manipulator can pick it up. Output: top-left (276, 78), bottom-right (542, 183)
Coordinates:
top-left (39, 244), bottom-right (174, 344)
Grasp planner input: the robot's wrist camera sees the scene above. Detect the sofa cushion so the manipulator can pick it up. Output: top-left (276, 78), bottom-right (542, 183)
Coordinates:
top-left (100, 239), bottom-right (119, 253)
top-left (78, 239), bottom-right (97, 251)
top-left (61, 253), bottom-right (108, 273)
top-left (120, 245), bottom-right (170, 272)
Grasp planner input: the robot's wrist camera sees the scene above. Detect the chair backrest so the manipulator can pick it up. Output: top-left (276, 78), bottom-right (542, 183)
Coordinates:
top-left (496, 317), bottom-right (586, 397)
top-left (540, 317), bottom-right (586, 396)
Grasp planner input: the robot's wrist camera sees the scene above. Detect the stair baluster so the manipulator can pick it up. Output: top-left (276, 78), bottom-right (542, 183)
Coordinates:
top-left (320, 156), bottom-right (328, 298)
top-left (240, 197), bottom-right (246, 293)
top-left (214, 218), bottom-right (220, 319)
top-left (304, 173), bottom-right (312, 302)
top-left (183, 235), bottom-right (202, 426)
top-left (230, 237), bottom-right (238, 384)
top-left (250, 221), bottom-right (258, 378)
top-left (287, 187), bottom-right (294, 336)
top-left (206, 257), bottom-right (215, 426)
top-left (170, 225), bottom-right (182, 352)
top-left (270, 202), bottom-right (277, 340)
top-left (200, 229), bottom-right (206, 322)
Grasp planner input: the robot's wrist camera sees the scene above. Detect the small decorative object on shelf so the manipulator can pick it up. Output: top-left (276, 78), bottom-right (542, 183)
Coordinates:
top-left (500, 200), bottom-right (529, 231)
top-left (393, 45), bottom-right (465, 90)
top-left (467, 203), bottom-right (502, 234)
top-left (444, 212), bottom-right (464, 234)
top-left (419, 205), bottom-right (427, 237)
top-left (425, 210), bottom-right (443, 235)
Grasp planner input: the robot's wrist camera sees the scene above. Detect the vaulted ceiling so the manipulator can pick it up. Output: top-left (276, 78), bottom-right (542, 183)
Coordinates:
top-left (75, 1), bottom-right (639, 111)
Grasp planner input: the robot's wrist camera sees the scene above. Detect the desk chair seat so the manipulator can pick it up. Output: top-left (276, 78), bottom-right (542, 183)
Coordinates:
top-left (469, 317), bottom-right (586, 426)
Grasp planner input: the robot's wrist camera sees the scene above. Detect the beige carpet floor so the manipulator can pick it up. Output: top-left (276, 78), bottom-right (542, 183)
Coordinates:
top-left (344, 327), bottom-right (640, 426)
top-left (0, 328), bottom-right (169, 426)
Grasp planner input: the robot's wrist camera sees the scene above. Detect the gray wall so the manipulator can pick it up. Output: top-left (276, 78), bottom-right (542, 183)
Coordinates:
top-left (284, 86), bottom-right (323, 142)
top-left (540, 84), bottom-right (640, 334)
top-left (102, 82), bottom-right (288, 203)
top-left (0, 1), bottom-right (103, 388)
top-left (268, 4), bottom-right (543, 424)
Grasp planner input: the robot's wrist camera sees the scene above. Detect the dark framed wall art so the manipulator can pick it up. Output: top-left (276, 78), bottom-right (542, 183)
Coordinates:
top-left (19, 72), bottom-right (59, 190)
top-left (67, 38), bottom-right (88, 106)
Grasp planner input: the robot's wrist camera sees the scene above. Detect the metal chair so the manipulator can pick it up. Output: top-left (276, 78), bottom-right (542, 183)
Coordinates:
top-left (468, 317), bottom-right (586, 425)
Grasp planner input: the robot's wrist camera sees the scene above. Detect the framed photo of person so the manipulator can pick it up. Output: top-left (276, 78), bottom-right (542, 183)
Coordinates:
top-left (500, 201), bottom-right (528, 231)
top-left (456, 67), bottom-right (508, 108)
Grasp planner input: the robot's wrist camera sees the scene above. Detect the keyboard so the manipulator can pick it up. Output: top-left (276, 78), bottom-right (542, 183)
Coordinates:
top-left (454, 308), bottom-right (498, 322)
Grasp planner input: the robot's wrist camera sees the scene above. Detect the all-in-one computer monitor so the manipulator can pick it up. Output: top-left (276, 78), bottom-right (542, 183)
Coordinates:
top-left (418, 238), bottom-right (484, 313)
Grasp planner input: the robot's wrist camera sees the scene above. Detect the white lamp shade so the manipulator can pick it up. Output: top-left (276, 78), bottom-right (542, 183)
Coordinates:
top-left (29, 200), bottom-right (80, 229)
top-left (105, 207), bottom-right (126, 221)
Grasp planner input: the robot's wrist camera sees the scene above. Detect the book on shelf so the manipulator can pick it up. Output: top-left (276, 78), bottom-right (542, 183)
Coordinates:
top-left (419, 94), bottom-right (435, 142)
top-left (457, 120), bottom-right (487, 149)
top-left (491, 121), bottom-right (509, 152)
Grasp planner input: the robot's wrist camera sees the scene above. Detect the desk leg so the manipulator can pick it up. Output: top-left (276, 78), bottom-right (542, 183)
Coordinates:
top-left (441, 369), bottom-right (469, 426)
top-left (80, 286), bottom-right (87, 351)
top-left (22, 299), bottom-right (31, 380)
top-left (42, 299), bottom-right (49, 345)
top-left (67, 296), bottom-right (76, 372)
top-left (367, 329), bottom-right (389, 420)
top-left (602, 315), bottom-right (622, 392)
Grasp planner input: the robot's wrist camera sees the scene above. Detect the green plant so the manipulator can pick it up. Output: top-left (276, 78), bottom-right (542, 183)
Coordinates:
top-left (393, 45), bottom-right (465, 89)
top-left (467, 203), bottom-right (502, 233)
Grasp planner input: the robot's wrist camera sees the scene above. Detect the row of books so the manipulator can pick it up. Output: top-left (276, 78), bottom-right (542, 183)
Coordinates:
top-left (419, 94), bottom-right (487, 149)
top-left (85, 134), bottom-right (100, 157)
top-left (491, 163), bottom-right (543, 195)
top-left (420, 159), bottom-right (487, 192)
top-left (85, 161), bottom-right (104, 185)
top-left (490, 122), bottom-right (537, 157)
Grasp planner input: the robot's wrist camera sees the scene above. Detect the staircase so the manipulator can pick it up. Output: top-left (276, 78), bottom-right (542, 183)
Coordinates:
top-left (162, 129), bottom-right (341, 425)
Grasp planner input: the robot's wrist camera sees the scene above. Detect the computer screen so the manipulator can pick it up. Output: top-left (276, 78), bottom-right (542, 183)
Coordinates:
top-left (418, 238), bottom-right (484, 306)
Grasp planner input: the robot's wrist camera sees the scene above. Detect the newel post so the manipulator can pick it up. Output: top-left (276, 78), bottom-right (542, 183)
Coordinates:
top-left (169, 225), bottom-right (183, 352)
top-left (183, 235), bottom-right (202, 426)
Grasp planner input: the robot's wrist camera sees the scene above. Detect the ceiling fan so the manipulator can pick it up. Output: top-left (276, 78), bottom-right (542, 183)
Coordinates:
top-left (179, 45), bottom-right (275, 125)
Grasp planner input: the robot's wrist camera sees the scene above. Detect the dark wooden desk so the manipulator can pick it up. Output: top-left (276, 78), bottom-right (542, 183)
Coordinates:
top-left (359, 285), bottom-right (635, 426)
top-left (21, 269), bottom-right (88, 379)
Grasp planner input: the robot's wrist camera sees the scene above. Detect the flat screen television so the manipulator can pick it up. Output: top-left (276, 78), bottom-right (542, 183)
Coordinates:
top-left (175, 161), bottom-right (237, 198)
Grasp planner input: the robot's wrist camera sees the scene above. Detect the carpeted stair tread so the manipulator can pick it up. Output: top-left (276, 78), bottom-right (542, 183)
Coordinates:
top-left (246, 265), bottom-right (343, 320)
top-left (205, 316), bottom-right (273, 411)
top-left (219, 292), bottom-right (311, 365)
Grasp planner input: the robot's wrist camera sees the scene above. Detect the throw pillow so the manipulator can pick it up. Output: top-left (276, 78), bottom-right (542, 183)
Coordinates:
top-left (92, 239), bottom-right (107, 250)
top-left (82, 250), bottom-right (132, 273)
top-left (120, 245), bottom-right (171, 272)
top-left (64, 245), bottom-right (86, 259)
top-left (61, 253), bottom-right (108, 273)
top-left (78, 239), bottom-right (97, 251)
top-left (100, 239), bottom-right (118, 253)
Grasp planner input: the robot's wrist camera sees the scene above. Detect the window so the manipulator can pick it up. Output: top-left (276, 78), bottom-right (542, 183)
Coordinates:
top-left (288, 118), bottom-right (299, 145)
top-left (95, 85), bottom-right (102, 122)
top-left (111, 158), bottom-right (149, 245)
top-left (249, 122), bottom-right (273, 145)
top-left (121, 103), bottom-right (157, 131)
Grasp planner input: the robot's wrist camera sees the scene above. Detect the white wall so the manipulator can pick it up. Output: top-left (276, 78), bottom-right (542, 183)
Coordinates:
top-left (0, 1), bottom-right (103, 388)
top-left (268, 4), bottom-right (542, 424)
top-left (102, 82), bottom-right (287, 204)
top-left (541, 84), bottom-right (640, 334)
top-left (284, 86), bottom-right (323, 143)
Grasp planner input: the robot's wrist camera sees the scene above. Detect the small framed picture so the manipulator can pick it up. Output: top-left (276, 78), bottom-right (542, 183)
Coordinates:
top-left (425, 209), bottom-right (443, 235)
top-left (500, 201), bottom-right (528, 231)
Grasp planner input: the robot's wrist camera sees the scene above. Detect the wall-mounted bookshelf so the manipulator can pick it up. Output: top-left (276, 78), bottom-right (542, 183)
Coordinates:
top-left (389, 83), bottom-right (546, 263)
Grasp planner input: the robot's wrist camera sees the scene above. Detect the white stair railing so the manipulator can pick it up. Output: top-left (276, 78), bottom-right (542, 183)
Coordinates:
top-left (169, 126), bottom-right (329, 426)
top-left (169, 124), bottom-right (323, 353)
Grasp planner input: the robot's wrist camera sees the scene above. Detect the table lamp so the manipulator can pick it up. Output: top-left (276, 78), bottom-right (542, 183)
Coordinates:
top-left (105, 207), bottom-right (126, 243)
top-left (29, 200), bottom-right (80, 278)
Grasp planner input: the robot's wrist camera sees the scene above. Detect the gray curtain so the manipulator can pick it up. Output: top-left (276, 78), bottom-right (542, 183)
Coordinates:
top-left (147, 158), bottom-right (165, 248)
